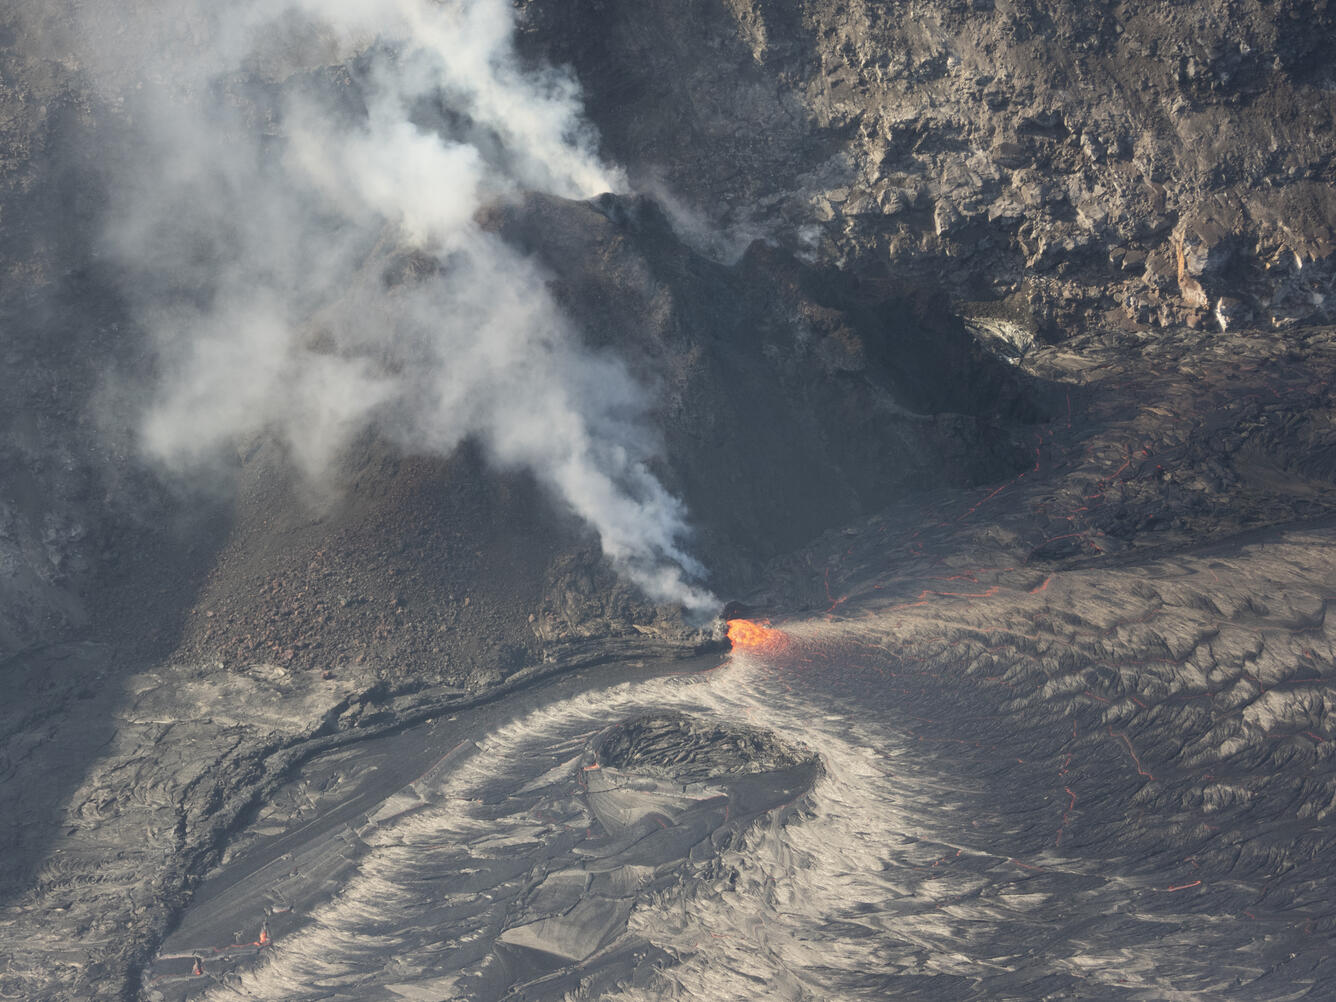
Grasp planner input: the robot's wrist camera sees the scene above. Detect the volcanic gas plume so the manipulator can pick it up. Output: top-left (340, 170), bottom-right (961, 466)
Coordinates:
top-left (69, 0), bottom-right (715, 613)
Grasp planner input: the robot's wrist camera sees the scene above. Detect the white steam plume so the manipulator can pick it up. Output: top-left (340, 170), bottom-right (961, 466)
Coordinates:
top-left (76, 0), bottom-right (715, 612)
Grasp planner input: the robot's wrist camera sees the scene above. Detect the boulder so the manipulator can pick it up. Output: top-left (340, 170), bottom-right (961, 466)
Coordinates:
top-left (934, 198), bottom-right (965, 235)
top-left (1175, 218), bottom-right (1235, 279)
top-left (991, 140), bottom-right (1031, 169)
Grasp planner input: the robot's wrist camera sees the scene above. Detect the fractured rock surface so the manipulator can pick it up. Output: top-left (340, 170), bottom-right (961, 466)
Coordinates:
top-left (527, 0), bottom-right (1336, 335)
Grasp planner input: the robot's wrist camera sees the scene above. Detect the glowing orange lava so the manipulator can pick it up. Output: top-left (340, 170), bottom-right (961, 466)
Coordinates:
top-left (726, 618), bottom-right (787, 651)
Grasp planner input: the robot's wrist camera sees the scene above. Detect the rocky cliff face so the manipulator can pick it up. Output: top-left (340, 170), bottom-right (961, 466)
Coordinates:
top-left (526, 0), bottom-right (1336, 336)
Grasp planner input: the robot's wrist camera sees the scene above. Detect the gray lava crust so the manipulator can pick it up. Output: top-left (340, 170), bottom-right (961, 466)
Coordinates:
top-left (591, 711), bottom-right (817, 784)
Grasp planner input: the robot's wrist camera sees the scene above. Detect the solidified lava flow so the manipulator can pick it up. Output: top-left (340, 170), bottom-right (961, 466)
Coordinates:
top-left (726, 618), bottom-right (788, 652)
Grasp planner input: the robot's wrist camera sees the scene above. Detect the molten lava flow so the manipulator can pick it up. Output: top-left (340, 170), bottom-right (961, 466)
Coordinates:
top-left (727, 619), bottom-right (786, 652)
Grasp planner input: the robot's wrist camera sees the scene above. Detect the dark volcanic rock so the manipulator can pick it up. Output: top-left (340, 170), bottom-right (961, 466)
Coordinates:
top-left (490, 192), bottom-right (1054, 581)
top-left (592, 710), bottom-right (814, 782)
top-left (2, 1), bottom-right (1336, 999)
top-left (524, 0), bottom-right (1336, 337)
